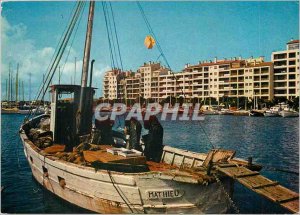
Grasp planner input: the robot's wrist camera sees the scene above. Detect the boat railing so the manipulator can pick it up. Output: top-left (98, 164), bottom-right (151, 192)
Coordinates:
top-left (161, 146), bottom-right (207, 169)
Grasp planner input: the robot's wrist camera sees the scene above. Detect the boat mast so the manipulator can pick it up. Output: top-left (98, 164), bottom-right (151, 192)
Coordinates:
top-left (5, 79), bottom-right (8, 101)
top-left (42, 74), bottom-right (45, 103)
top-left (74, 57), bottom-right (77, 85)
top-left (10, 69), bottom-right (13, 104)
top-left (8, 63), bottom-right (11, 104)
top-left (77, 1), bottom-right (95, 135)
top-left (29, 72), bottom-right (32, 102)
top-left (22, 81), bottom-right (24, 102)
top-left (16, 63), bottom-right (19, 103)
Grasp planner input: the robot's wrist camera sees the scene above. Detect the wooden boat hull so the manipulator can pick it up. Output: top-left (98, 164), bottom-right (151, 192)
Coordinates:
top-left (20, 130), bottom-right (232, 214)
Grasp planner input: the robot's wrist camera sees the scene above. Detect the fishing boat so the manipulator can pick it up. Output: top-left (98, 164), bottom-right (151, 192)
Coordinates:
top-left (19, 2), bottom-right (298, 214)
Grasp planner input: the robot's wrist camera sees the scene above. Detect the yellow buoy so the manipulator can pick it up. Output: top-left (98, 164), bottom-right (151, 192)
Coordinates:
top-left (144, 35), bottom-right (155, 49)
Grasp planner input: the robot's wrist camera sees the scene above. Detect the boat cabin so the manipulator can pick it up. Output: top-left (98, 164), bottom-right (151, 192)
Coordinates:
top-left (49, 84), bottom-right (95, 144)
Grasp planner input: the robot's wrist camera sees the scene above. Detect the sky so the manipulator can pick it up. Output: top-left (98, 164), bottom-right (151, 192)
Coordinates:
top-left (1, 1), bottom-right (299, 100)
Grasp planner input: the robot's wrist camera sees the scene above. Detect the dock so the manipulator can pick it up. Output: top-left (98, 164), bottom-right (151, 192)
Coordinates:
top-left (216, 164), bottom-right (299, 213)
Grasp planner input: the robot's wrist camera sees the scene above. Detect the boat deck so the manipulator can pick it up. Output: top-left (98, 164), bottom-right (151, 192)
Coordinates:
top-left (40, 144), bottom-right (216, 184)
top-left (216, 164), bottom-right (299, 213)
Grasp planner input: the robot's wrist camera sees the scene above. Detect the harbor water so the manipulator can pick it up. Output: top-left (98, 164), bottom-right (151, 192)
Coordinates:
top-left (1, 114), bottom-right (299, 213)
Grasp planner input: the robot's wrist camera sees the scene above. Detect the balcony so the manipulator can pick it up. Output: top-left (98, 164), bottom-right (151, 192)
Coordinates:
top-left (289, 61), bottom-right (296, 66)
top-left (289, 82), bottom-right (296, 87)
top-left (274, 61), bottom-right (287, 67)
top-left (274, 89), bottom-right (287, 95)
top-left (261, 84), bottom-right (269, 88)
top-left (289, 53), bottom-right (296, 58)
top-left (273, 53), bottom-right (287, 60)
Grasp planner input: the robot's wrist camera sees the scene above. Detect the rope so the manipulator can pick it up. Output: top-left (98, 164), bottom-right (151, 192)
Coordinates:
top-left (26, 1), bottom-right (82, 119)
top-left (107, 170), bottom-right (134, 213)
top-left (31, 1), bottom-right (79, 106)
top-left (109, 2), bottom-right (124, 72)
top-left (102, 1), bottom-right (116, 69)
top-left (264, 166), bottom-right (299, 175)
top-left (136, 1), bottom-right (219, 150)
top-left (26, 1), bottom-right (84, 120)
top-left (136, 1), bottom-right (186, 99)
top-left (213, 173), bottom-right (240, 213)
top-left (106, 3), bottom-right (120, 69)
top-left (199, 122), bottom-right (215, 149)
top-left (61, 1), bottom-right (87, 77)
top-left (109, 2), bottom-right (124, 103)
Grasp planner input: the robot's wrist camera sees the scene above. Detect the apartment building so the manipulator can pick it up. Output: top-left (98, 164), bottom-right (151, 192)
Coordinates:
top-left (103, 69), bottom-right (128, 100)
top-left (103, 69), bottom-right (118, 100)
top-left (124, 72), bottom-right (141, 100)
top-left (103, 41), bottom-right (298, 103)
top-left (138, 62), bottom-right (161, 99)
top-left (271, 40), bottom-right (299, 99)
top-left (103, 59), bottom-right (273, 102)
top-left (184, 57), bottom-right (273, 101)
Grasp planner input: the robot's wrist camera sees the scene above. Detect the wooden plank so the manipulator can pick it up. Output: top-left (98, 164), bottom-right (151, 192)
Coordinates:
top-left (217, 163), bottom-right (237, 168)
top-left (42, 145), bottom-right (65, 154)
top-left (252, 182), bottom-right (279, 189)
top-left (217, 165), bottom-right (299, 213)
top-left (281, 199), bottom-right (299, 213)
top-left (217, 166), bottom-right (254, 178)
top-left (83, 150), bottom-right (146, 165)
top-left (203, 149), bottom-right (235, 167)
top-left (235, 172), bottom-right (259, 178)
top-left (163, 145), bottom-right (207, 161)
top-left (256, 185), bottom-right (299, 203)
